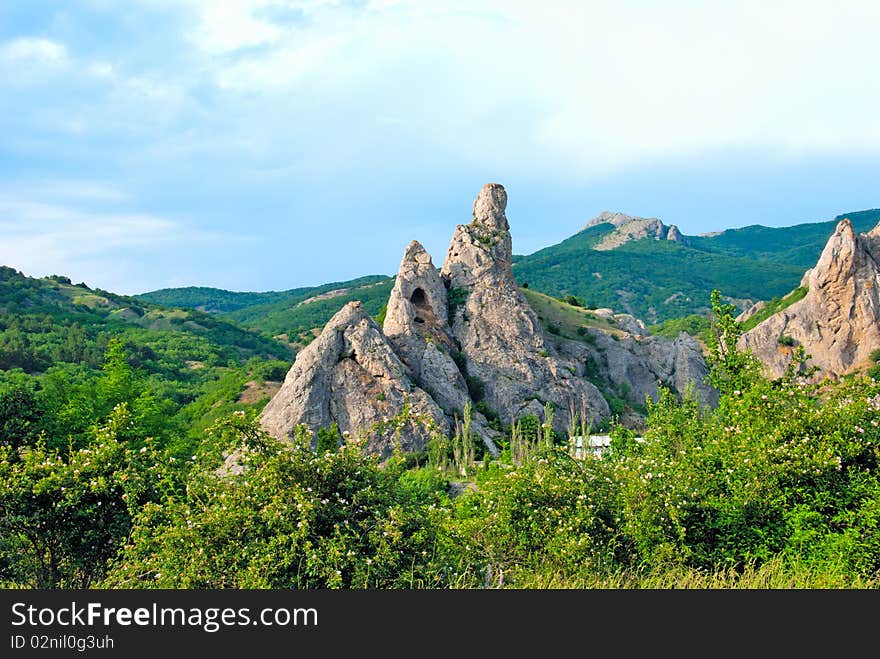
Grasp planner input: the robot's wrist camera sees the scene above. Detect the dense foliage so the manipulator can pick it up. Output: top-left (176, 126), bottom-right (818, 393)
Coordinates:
top-left (3, 267), bottom-right (880, 589)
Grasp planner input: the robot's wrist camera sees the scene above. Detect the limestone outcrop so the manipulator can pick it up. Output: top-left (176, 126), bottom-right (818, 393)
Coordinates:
top-left (440, 184), bottom-right (610, 433)
top-left (584, 211), bottom-right (689, 250)
top-left (261, 183), bottom-right (717, 456)
top-left (259, 301), bottom-right (448, 459)
top-left (556, 328), bottom-right (718, 411)
top-left (739, 218), bottom-right (880, 379)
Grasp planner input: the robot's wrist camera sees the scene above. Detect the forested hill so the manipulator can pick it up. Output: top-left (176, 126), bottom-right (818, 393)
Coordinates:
top-left (138, 274), bottom-right (389, 315)
top-left (0, 266), bottom-right (291, 372)
top-left (0, 266), bottom-right (295, 457)
top-left (139, 275), bottom-right (395, 348)
top-left (511, 208), bottom-right (880, 323)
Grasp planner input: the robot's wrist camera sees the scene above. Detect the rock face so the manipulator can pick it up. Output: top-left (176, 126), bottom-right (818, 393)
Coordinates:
top-left (585, 211), bottom-right (688, 251)
top-left (739, 219), bottom-right (880, 379)
top-left (383, 240), bottom-right (498, 447)
top-left (556, 328), bottom-right (718, 411)
top-left (440, 184), bottom-right (611, 433)
top-left (259, 301), bottom-right (448, 459)
top-left (261, 183), bottom-right (717, 456)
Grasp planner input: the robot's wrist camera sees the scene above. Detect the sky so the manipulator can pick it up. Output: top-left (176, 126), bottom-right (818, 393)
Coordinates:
top-left (2, 1), bottom-right (880, 295)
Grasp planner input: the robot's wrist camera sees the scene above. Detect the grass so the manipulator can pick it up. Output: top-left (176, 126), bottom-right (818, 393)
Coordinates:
top-left (740, 286), bottom-right (809, 332)
top-left (521, 288), bottom-right (624, 342)
top-left (492, 556), bottom-right (880, 589)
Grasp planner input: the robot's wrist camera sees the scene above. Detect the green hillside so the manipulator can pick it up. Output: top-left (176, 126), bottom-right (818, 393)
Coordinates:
top-left (224, 277), bottom-right (394, 346)
top-left (689, 209), bottom-right (880, 264)
top-left (138, 274), bottom-right (389, 314)
top-left (134, 208), bottom-right (880, 334)
top-left (512, 208), bottom-right (880, 324)
top-left (138, 275), bottom-right (394, 348)
top-left (513, 238), bottom-right (804, 324)
top-left (0, 266), bottom-right (294, 455)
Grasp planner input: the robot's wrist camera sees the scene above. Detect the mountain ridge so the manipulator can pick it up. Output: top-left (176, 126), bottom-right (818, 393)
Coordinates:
top-left (132, 207), bottom-right (880, 335)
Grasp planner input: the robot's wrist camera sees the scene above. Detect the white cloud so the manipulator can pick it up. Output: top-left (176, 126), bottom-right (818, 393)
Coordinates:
top-left (0, 195), bottom-right (186, 292)
top-left (181, 0), bottom-right (880, 174)
top-left (0, 37), bottom-right (68, 64)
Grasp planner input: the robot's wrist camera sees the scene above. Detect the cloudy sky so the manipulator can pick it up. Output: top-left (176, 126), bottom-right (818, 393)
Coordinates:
top-left (2, 1), bottom-right (879, 295)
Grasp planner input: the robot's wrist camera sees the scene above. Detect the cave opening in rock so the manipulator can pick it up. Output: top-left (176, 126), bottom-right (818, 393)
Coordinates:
top-left (410, 287), bottom-right (432, 324)
top-left (411, 287), bottom-right (427, 307)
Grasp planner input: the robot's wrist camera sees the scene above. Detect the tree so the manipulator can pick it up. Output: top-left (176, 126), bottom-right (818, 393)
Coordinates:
top-left (0, 404), bottom-right (177, 588)
top-left (706, 289), bottom-right (761, 394)
top-left (0, 380), bottom-right (42, 449)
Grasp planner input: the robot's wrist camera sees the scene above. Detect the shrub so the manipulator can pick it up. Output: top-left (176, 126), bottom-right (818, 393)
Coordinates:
top-left (465, 374), bottom-right (485, 401)
top-left (316, 422), bottom-right (340, 453)
top-left (561, 295), bottom-right (585, 308)
top-left (447, 287), bottom-right (469, 319)
top-left (103, 416), bottom-right (447, 589)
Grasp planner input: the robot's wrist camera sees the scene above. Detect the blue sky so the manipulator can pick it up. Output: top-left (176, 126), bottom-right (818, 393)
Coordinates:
top-left (2, 1), bottom-right (879, 295)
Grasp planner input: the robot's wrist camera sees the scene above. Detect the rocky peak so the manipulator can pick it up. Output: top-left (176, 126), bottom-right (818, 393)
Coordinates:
top-left (441, 184), bottom-right (611, 432)
top-left (383, 239), bottom-right (477, 432)
top-left (739, 218), bottom-right (880, 379)
top-left (473, 183), bottom-right (509, 233)
top-left (584, 211), bottom-right (643, 229)
top-left (443, 184), bottom-right (515, 287)
top-left (585, 211), bottom-right (688, 251)
top-left (259, 300), bottom-right (448, 459)
top-left (666, 224), bottom-right (685, 243)
top-left (260, 183), bottom-right (717, 458)
top-left (383, 240), bottom-right (451, 350)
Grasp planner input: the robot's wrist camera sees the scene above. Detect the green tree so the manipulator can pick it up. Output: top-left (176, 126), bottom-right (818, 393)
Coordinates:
top-left (706, 289), bottom-right (761, 394)
top-left (0, 404), bottom-right (178, 588)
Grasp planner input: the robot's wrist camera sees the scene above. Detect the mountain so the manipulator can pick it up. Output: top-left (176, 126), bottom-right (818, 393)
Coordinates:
top-left (136, 208), bottom-right (880, 343)
top-left (511, 208), bottom-right (880, 324)
top-left (138, 275), bottom-right (393, 348)
top-left (738, 217), bottom-right (880, 380)
top-left (584, 211), bottom-right (688, 250)
top-left (0, 266), bottom-right (290, 371)
top-left (260, 184), bottom-right (716, 458)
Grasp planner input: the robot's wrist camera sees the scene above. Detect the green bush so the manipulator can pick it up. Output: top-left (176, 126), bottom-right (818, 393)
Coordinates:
top-left (103, 416), bottom-right (448, 589)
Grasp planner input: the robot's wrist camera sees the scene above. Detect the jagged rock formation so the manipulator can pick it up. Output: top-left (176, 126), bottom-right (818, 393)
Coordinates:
top-left (739, 218), bottom-right (880, 379)
top-left (441, 183), bottom-right (611, 433)
top-left (383, 240), bottom-right (500, 450)
top-left (261, 183), bottom-right (717, 457)
top-left (259, 301), bottom-right (448, 459)
top-left (584, 211), bottom-right (688, 251)
top-left (556, 328), bottom-right (718, 412)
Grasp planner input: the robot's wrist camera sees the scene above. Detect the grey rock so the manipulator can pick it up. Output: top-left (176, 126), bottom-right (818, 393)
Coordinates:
top-left (384, 239), bottom-right (500, 454)
top-left (555, 329), bottom-right (717, 409)
top-left (261, 183), bottom-right (718, 456)
top-left (259, 301), bottom-right (448, 459)
top-left (441, 183), bottom-right (610, 433)
top-left (739, 219), bottom-right (880, 379)
top-left (585, 211), bottom-right (689, 250)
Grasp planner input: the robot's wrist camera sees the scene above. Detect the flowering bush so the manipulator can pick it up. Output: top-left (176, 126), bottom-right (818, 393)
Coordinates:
top-left (104, 415), bottom-right (449, 588)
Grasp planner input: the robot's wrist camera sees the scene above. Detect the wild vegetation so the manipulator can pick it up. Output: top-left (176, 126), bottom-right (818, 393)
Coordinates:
top-left (3, 282), bottom-right (879, 589)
